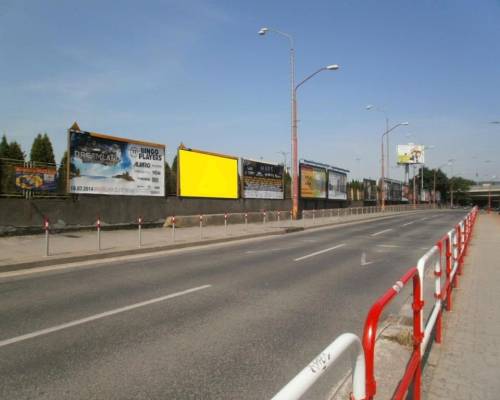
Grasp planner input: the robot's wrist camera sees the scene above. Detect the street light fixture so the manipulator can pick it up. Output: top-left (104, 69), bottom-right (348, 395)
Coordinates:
top-left (292, 65), bottom-right (339, 217)
top-left (259, 26), bottom-right (339, 218)
top-left (380, 122), bottom-right (408, 210)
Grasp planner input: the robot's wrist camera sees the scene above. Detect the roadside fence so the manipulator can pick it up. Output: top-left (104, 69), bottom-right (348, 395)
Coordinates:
top-left (270, 206), bottom-right (478, 400)
top-left (37, 205), bottom-right (436, 258)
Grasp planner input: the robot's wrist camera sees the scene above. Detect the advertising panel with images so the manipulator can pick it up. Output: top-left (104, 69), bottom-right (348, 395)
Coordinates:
top-left (327, 170), bottom-right (347, 200)
top-left (397, 144), bottom-right (425, 165)
top-left (300, 164), bottom-right (327, 199)
top-left (178, 148), bottom-right (238, 199)
top-left (242, 159), bottom-right (284, 199)
top-left (69, 128), bottom-right (165, 196)
top-left (15, 167), bottom-right (57, 191)
top-left (363, 179), bottom-right (378, 202)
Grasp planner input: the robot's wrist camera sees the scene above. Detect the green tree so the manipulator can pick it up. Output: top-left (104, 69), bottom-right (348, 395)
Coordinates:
top-left (284, 170), bottom-right (291, 199)
top-left (449, 176), bottom-right (475, 205)
top-left (0, 135), bottom-right (9, 158)
top-left (7, 141), bottom-right (25, 160)
top-left (170, 155), bottom-right (178, 195)
top-left (57, 151), bottom-right (68, 193)
top-left (30, 133), bottom-right (55, 164)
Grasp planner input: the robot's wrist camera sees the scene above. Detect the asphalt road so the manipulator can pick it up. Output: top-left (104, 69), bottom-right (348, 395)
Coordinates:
top-left (0, 210), bottom-right (467, 400)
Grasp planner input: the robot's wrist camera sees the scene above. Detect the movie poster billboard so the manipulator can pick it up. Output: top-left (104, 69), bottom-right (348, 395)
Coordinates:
top-left (15, 167), bottom-right (57, 191)
top-left (69, 128), bottom-right (165, 196)
top-left (178, 148), bottom-right (238, 199)
top-left (300, 164), bottom-right (327, 199)
top-left (327, 170), bottom-right (347, 200)
top-left (242, 159), bottom-right (284, 199)
top-left (363, 179), bottom-right (377, 202)
top-left (397, 144), bottom-right (425, 164)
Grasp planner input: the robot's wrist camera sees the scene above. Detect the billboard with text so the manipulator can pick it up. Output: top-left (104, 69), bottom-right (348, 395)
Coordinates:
top-left (327, 170), bottom-right (347, 200)
top-left (15, 167), bottom-right (57, 191)
top-left (242, 159), bottom-right (284, 199)
top-left (178, 148), bottom-right (238, 199)
top-left (69, 128), bottom-right (165, 196)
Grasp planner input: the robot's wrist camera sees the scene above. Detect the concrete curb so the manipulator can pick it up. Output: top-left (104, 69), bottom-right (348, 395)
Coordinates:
top-left (0, 211), bottom-right (424, 274)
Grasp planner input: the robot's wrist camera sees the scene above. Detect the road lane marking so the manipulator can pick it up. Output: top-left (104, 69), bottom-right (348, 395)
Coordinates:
top-left (245, 248), bottom-right (286, 254)
top-left (0, 285), bottom-right (212, 348)
top-left (402, 221), bottom-right (416, 226)
top-left (361, 252), bottom-right (374, 266)
top-left (370, 228), bottom-right (393, 237)
top-left (377, 244), bottom-right (401, 248)
top-left (294, 243), bottom-right (346, 262)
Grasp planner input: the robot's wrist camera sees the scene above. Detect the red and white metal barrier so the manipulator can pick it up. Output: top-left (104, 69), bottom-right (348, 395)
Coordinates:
top-left (271, 333), bottom-right (366, 400)
top-left (362, 206), bottom-right (478, 399)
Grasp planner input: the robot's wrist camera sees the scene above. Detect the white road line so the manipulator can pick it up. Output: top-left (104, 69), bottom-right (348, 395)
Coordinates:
top-left (377, 244), bottom-right (401, 248)
top-left (402, 221), bottom-right (416, 227)
top-left (370, 228), bottom-right (393, 237)
top-left (0, 285), bottom-right (211, 348)
top-left (294, 243), bottom-right (346, 262)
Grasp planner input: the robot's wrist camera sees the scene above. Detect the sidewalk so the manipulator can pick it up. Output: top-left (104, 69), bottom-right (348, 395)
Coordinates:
top-left (0, 210), bottom-right (417, 273)
top-left (423, 213), bottom-right (500, 399)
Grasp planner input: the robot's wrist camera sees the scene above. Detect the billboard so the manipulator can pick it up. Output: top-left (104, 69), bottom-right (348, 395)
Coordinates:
top-left (15, 167), bottom-right (57, 191)
top-left (300, 163), bottom-right (327, 199)
top-left (178, 148), bottom-right (238, 199)
top-left (327, 170), bottom-right (347, 200)
top-left (242, 159), bottom-right (284, 199)
top-left (69, 129), bottom-right (165, 196)
top-left (397, 144), bottom-right (425, 164)
top-left (363, 179), bottom-right (377, 202)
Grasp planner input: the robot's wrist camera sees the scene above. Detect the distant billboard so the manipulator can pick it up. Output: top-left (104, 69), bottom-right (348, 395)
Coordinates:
top-left (300, 164), bottom-right (327, 199)
top-left (327, 169), bottom-right (347, 200)
top-left (242, 159), bottom-right (284, 199)
top-left (363, 179), bottom-right (378, 202)
top-left (69, 128), bottom-right (165, 196)
top-left (178, 148), bottom-right (238, 199)
top-left (397, 144), bottom-right (425, 164)
top-left (15, 167), bottom-right (57, 191)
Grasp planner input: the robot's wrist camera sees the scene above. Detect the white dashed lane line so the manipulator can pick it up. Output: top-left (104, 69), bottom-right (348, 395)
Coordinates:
top-left (294, 243), bottom-right (346, 262)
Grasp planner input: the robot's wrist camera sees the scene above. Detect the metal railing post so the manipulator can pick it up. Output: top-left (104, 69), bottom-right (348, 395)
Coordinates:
top-left (96, 216), bottom-right (101, 251)
top-left (44, 217), bottom-right (50, 256)
top-left (138, 216), bottom-right (142, 248)
top-left (224, 213), bottom-right (228, 236)
top-left (172, 216), bottom-right (176, 242)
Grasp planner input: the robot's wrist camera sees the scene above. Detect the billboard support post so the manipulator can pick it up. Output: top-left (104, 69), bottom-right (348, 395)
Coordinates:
top-left (44, 217), bottom-right (50, 257)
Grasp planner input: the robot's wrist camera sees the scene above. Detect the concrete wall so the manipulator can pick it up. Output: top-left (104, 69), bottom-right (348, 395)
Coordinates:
top-left (0, 195), bottom-right (292, 234)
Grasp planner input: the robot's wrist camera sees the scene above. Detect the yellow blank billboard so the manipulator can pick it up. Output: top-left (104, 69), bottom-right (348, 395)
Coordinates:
top-left (178, 148), bottom-right (238, 199)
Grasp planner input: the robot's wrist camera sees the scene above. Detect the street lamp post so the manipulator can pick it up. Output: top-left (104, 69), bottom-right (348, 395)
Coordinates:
top-left (292, 65), bottom-right (339, 217)
top-left (259, 27), bottom-right (339, 218)
top-left (366, 105), bottom-right (390, 178)
top-left (380, 122), bottom-right (409, 210)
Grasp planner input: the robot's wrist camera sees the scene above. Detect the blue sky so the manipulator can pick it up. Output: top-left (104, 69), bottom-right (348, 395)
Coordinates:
top-left (1, 0), bottom-right (499, 182)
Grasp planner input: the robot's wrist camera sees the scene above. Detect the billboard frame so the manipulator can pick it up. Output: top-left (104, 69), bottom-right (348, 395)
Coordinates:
top-left (177, 144), bottom-right (239, 199)
top-left (67, 122), bottom-right (166, 197)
